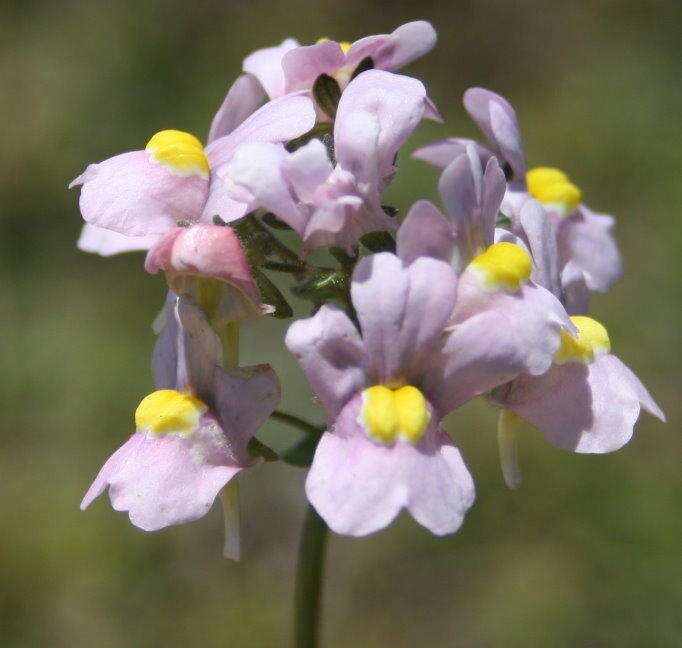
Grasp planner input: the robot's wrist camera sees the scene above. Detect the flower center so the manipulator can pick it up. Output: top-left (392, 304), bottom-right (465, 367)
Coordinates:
top-left (554, 316), bottom-right (611, 364)
top-left (146, 130), bottom-right (209, 179)
top-left (526, 166), bottom-right (581, 216)
top-left (469, 242), bottom-right (532, 291)
top-left (135, 389), bottom-right (207, 436)
top-left (360, 385), bottom-right (430, 445)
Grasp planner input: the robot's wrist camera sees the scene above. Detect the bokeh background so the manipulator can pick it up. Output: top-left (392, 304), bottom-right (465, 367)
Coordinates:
top-left (2, 1), bottom-right (680, 646)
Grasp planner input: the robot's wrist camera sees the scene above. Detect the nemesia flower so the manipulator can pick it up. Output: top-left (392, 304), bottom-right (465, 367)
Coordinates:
top-left (81, 295), bottom-right (280, 557)
top-left (145, 223), bottom-right (271, 326)
top-left (413, 87), bottom-right (623, 293)
top-left (70, 89), bottom-right (315, 254)
top-left (487, 203), bottom-right (664, 485)
top-left (398, 146), bottom-right (575, 380)
top-left (286, 224), bottom-right (573, 536)
top-left (242, 21), bottom-right (440, 119)
top-left (226, 70), bottom-right (426, 252)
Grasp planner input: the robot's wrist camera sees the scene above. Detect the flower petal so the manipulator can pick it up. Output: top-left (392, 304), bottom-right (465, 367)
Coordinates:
top-left (286, 304), bottom-right (367, 419)
top-left (518, 199), bottom-right (560, 295)
top-left (412, 138), bottom-right (494, 170)
top-left (396, 200), bottom-right (456, 265)
top-left (207, 74), bottom-right (266, 144)
top-left (306, 396), bottom-right (475, 536)
top-left (557, 205), bottom-right (622, 292)
top-left (242, 38), bottom-right (300, 99)
top-left (463, 88), bottom-right (526, 181)
top-left (501, 354), bottom-right (665, 454)
top-left (80, 427), bottom-right (242, 531)
top-left (282, 40), bottom-right (346, 92)
top-left (77, 223), bottom-right (160, 256)
top-left (352, 253), bottom-right (458, 385)
top-left (70, 150), bottom-right (208, 237)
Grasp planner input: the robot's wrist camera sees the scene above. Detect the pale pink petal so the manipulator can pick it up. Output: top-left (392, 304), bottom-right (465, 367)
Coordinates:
top-left (502, 354), bottom-right (665, 454)
top-left (285, 304), bottom-right (367, 419)
top-left (335, 70), bottom-right (426, 181)
top-left (412, 138), bottom-right (494, 170)
top-left (145, 224), bottom-right (261, 309)
top-left (212, 364), bottom-right (281, 461)
top-left (282, 40), bottom-right (346, 92)
top-left (77, 223), bottom-right (160, 256)
top-left (70, 150), bottom-right (208, 236)
top-left (282, 139), bottom-right (333, 202)
top-left (81, 425), bottom-right (242, 531)
top-left (351, 253), bottom-right (458, 385)
top-left (346, 21), bottom-right (437, 71)
top-left (518, 199), bottom-right (560, 295)
top-left (205, 93), bottom-right (316, 168)
top-left (560, 262), bottom-right (590, 315)
top-left (242, 38), bottom-right (299, 99)
top-left (396, 200), bottom-right (456, 265)
top-left (227, 142), bottom-right (307, 235)
top-left (557, 205), bottom-right (622, 292)
top-left (306, 396), bottom-right (475, 537)
top-left (463, 88), bottom-right (526, 181)
top-left (207, 74), bottom-right (266, 144)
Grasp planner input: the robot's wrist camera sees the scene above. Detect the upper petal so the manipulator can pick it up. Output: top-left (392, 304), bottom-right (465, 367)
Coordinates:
top-left (282, 40), bottom-right (346, 92)
top-left (463, 88), bottom-right (526, 181)
top-left (396, 199), bottom-right (456, 266)
top-left (207, 74), bottom-right (266, 144)
top-left (242, 38), bottom-right (300, 98)
top-left (285, 304), bottom-right (367, 419)
top-left (351, 253), bottom-right (458, 385)
top-left (346, 21), bottom-right (437, 71)
top-left (412, 138), bottom-right (494, 170)
top-left (205, 93), bottom-right (316, 168)
top-left (77, 223), bottom-right (160, 257)
top-left (335, 70), bottom-right (426, 180)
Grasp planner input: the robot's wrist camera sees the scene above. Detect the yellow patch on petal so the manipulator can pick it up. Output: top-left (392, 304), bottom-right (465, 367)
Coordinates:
top-left (146, 130), bottom-right (209, 179)
top-left (135, 389), bottom-right (207, 436)
top-left (526, 166), bottom-right (582, 216)
top-left (469, 242), bottom-right (532, 291)
top-left (360, 385), bottom-right (430, 445)
top-left (554, 316), bottom-right (611, 365)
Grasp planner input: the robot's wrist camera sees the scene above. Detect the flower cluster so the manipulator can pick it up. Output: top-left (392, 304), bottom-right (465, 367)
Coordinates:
top-left (72, 21), bottom-right (664, 553)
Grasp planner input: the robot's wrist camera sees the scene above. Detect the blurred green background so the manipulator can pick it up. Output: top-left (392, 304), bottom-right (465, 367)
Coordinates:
top-left (1, 1), bottom-right (680, 646)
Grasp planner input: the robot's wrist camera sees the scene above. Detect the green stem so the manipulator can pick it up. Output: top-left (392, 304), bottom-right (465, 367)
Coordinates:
top-left (271, 410), bottom-right (323, 437)
top-left (295, 504), bottom-right (328, 648)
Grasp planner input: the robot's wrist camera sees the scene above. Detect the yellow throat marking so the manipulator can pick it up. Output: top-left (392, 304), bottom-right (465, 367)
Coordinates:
top-left (555, 316), bottom-right (611, 364)
top-left (469, 242), bottom-right (532, 291)
top-left (526, 166), bottom-right (582, 216)
top-left (135, 389), bottom-right (207, 436)
top-left (360, 385), bottom-right (430, 445)
top-left (146, 130), bottom-right (209, 179)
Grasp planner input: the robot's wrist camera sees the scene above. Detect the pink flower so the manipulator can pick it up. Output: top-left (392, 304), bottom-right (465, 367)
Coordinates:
top-left (145, 223), bottom-right (270, 324)
top-left (226, 71), bottom-right (426, 253)
top-left (81, 296), bottom-right (280, 555)
top-left (242, 21), bottom-right (440, 120)
top-left (71, 82), bottom-right (315, 256)
top-left (413, 88), bottom-right (622, 293)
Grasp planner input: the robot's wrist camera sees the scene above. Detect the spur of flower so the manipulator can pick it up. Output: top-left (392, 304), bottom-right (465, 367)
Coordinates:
top-left (414, 87), bottom-right (622, 294)
top-left (81, 295), bottom-right (280, 556)
top-left (242, 20), bottom-right (440, 119)
top-left (71, 83), bottom-right (315, 256)
top-left (226, 70), bottom-right (426, 253)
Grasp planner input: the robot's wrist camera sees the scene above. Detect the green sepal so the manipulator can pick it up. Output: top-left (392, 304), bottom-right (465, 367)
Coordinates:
top-left (252, 267), bottom-right (294, 318)
top-left (312, 73), bottom-right (342, 119)
top-left (282, 435), bottom-right (320, 468)
top-left (247, 437), bottom-right (279, 462)
top-left (360, 231), bottom-right (396, 253)
top-left (262, 212), bottom-right (292, 230)
top-left (351, 56), bottom-right (374, 81)
top-left (286, 122), bottom-right (333, 153)
top-left (291, 269), bottom-right (349, 302)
